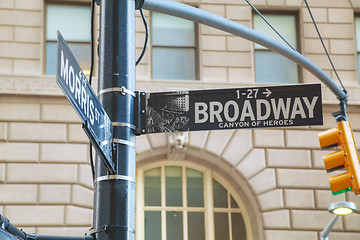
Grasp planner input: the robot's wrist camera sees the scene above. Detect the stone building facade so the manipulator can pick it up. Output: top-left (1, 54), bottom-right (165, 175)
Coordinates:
top-left (1, 0), bottom-right (360, 239)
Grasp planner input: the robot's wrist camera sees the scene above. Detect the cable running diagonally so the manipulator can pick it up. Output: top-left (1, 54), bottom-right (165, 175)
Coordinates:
top-left (245, 0), bottom-right (297, 51)
top-left (304, 0), bottom-right (346, 91)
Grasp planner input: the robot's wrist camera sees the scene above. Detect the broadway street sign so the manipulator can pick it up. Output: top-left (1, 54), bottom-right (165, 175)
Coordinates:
top-left (56, 32), bottom-right (115, 174)
top-left (144, 84), bottom-right (322, 134)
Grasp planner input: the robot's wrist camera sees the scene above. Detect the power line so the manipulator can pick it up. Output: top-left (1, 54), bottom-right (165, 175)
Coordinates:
top-left (245, 0), bottom-right (297, 51)
top-left (304, 0), bottom-right (346, 91)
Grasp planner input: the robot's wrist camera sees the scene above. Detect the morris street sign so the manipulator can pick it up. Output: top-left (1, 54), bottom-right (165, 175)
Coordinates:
top-left (56, 32), bottom-right (115, 174)
top-left (145, 84), bottom-right (323, 134)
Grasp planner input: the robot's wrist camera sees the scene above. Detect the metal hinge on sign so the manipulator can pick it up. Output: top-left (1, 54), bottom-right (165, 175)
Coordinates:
top-left (134, 91), bottom-right (147, 135)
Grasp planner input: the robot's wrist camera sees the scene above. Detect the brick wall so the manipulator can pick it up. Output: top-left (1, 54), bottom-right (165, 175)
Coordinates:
top-left (0, 0), bottom-right (42, 75)
top-left (0, 96), bottom-right (93, 235)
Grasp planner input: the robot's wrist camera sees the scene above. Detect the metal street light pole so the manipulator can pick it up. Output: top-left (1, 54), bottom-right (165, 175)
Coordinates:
top-left (321, 215), bottom-right (339, 240)
top-left (93, 0), bottom-right (136, 240)
top-left (321, 201), bottom-right (357, 240)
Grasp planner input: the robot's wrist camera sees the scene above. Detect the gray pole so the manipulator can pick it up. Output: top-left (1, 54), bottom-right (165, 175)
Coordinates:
top-left (141, 0), bottom-right (348, 101)
top-left (320, 215), bottom-right (339, 240)
top-left (93, 0), bottom-right (136, 240)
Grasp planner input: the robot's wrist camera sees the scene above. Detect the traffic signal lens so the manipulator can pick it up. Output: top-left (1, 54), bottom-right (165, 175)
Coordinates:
top-left (318, 127), bottom-right (340, 149)
top-left (329, 172), bottom-right (352, 195)
top-left (332, 188), bottom-right (351, 196)
top-left (323, 149), bottom-right (346, 173)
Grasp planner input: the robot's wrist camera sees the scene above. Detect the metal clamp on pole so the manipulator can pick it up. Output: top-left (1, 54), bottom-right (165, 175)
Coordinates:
top-left (112, 138), bottom-right (135, 148)
top-left (89, 225), bottom-right (135, 236)
top-left (94, 175), bottom-right (135, 184)
top-left (98, 86), bottom-right (136, 98)
top-left (112, 122), bottom-right (137, 131)
top-left (101, 139), bottom-right (135, 148)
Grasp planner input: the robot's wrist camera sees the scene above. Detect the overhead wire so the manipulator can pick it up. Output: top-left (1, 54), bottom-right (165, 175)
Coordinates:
top-left (245, 0), bottom-right (297, 51)
top-left (136, 8), bottom-right (149, 66)
top-left (246, 0), bottom-right (347, 96)
top-left (304, 0), bottom-right (346, 92)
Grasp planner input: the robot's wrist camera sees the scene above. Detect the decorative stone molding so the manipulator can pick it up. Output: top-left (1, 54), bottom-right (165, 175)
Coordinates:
top-left (0, 75), bottom-right (99, 96)
top-left (167, 132), bottom-right (189, 160)
top-left (1, 76), bottom-right (360, 107)
top-left (0, 75), bottom-right (61, 96)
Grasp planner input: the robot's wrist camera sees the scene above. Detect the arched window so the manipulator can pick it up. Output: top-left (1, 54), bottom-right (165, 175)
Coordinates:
top-left (136, 162), bottom-right (249, 240)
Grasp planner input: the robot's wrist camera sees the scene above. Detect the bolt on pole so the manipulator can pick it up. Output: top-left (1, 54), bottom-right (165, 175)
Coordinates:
top-left (93, 0), bottom-right (136, 240)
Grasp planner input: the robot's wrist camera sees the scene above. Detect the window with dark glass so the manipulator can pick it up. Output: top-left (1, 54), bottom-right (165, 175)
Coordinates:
top-left (151, 12), bottom-right (197, 80)
top-left (45, 3), bottom-right (91, 75)
top-left (253, 13), bottom-right (299, 83)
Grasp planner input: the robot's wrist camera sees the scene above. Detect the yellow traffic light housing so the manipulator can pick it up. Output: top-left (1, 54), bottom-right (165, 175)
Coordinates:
top-left (318, 120), bottom-right (360, 195)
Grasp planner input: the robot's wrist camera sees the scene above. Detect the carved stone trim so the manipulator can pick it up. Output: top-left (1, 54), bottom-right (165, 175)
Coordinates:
top-left (167, 132), bottom-right (189, 160)
top-left (0, 75), bottom-right (99, 96)
top-left (1, 75), bottom-right (360, 106)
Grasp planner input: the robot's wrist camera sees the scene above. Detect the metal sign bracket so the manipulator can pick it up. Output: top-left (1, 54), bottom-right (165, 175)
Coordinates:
top-left (134, 91), bottom-right (147, 135)
top-left (332, 91), bottom-right (348, 122)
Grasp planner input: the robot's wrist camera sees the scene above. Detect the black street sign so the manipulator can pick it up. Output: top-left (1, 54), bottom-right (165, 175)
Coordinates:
top-left (145, 84), bottom-right (322, 134)
top-left (56, 32), bottom-right (115, 174)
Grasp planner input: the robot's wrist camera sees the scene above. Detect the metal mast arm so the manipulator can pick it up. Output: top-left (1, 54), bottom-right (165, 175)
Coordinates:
top-left (321, 215), bottom-right (339, 240)
top-left (141, 0), bottom-right (348, 101)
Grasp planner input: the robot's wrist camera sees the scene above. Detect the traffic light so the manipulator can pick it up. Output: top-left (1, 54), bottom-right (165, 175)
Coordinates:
top-left (318, 120), bottom-right (360, 195)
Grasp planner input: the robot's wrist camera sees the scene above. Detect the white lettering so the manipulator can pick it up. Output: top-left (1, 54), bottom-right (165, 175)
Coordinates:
top-left (60, 51), bottom-right (69, 84)
top-left (302, 96), bottom-right (318, 118)
top-left (75, 75), bottom-right (81, 105)
top-left (68, 66), bottom-right (75, 92)
top-left (195, 102), bottom-right (208, 124)
top-left (256, 99), bottom-right (271, 121)
top-left (86, 94), bottom-right (90, 119)
top-left (240, 100), bottom-right (255, 121)
top-left (219, 121), bottom-right (250, 129)
top-left (69, 69), bottom-right (75, 93)
top-left (81, 84), bottom-right (87, 114)
top-left (210, 102), bottom-right (223, 123)
top-left (291, 97), bottom-right (306, 119)
top-left (95, 108), bottom-right (100, 124)
top-left (224, 100), bottom-right (239, 122)
top-left (90, 100), bottom-right (94, 125)
top-left (271, 98), bottom-right (291, 119)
